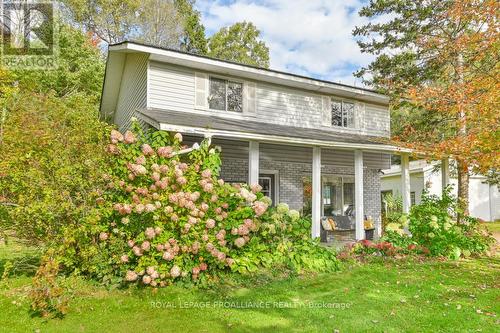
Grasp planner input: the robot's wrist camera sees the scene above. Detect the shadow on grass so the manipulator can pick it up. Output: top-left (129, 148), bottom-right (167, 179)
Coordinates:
top-left (0, 240), bottom-right (41, 278)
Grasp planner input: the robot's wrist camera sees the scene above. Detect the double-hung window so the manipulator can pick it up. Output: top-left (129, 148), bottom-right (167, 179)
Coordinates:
top-left (331, 100), bottom-right (355, 128)
top-left (208, 77), bottom-right (243, 112)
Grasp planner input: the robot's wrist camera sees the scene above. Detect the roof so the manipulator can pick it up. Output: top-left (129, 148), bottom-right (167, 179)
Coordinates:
top-left (136, 108), bottom-right (408, 153)
top-left (100, 41), bottom-right (390, 118)
top-left (382, 160), bottom-right (437, 177)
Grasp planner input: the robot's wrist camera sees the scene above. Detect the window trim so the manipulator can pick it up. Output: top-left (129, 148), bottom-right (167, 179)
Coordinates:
top-left (208, 75), bottom-right (244, 113)
top-left (330, 99), bottom-right (356, 128)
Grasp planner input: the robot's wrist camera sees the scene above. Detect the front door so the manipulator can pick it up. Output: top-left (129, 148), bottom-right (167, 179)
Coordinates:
top-left (259, 174), bottom-right (276, 206)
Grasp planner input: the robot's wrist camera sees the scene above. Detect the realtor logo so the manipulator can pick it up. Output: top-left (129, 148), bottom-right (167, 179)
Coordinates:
top-left (0, 0), bottom-right (58, 69)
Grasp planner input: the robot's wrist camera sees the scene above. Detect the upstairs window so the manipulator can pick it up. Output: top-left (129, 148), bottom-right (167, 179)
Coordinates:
top-left (208, 77), bottom-right (243, 112)
top-left (331, 100), bottom-right (354, 128)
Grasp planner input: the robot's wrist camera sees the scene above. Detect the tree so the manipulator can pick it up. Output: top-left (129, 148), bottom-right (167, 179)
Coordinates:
top-left (353, 0), bottom-right (499, 214)
top-left (132, 0), bottom-right (183, 48)
top-left (62, 0), bottom-right (140, 44)
top-left (62, 0), bottom-right (201, 50)
top-left (208, 22), bottom-right (270, 68)
top-left (174, 0), bottom-right (208, 54)
top-left (13, 24), bottom-right (105, 102)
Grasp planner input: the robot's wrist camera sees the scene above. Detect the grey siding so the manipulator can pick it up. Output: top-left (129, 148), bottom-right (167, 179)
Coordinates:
top-left (114, 53), bottom-right (149, 131)
top-left (147, 62), bottom-right (390, 138)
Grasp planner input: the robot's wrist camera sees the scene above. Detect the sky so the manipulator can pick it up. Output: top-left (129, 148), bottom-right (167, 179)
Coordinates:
top-left (195, 0), bottom-right (374, 86)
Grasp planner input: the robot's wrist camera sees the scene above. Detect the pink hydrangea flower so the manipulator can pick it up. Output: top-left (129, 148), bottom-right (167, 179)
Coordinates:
top-left (125, 270), bottom-right (138, 281)
top-left (202, 234), bottom-right (209, 242)
top-left (250, 183), bottom-right (262, 193)
top-left (141, 241), bottom-right (151, 251)
top-left (170, 265), bottom-right (181, 278)
top-left (252, 201), bottom-right (268, 216)
top-left (156, 244), bottom-right (164, 251)
top-left (163, 251), bottom-right (174, 261)
top-left (157, 146), bottom-right (173, 157)
top-left (238, 225), bottom-right (249, 236)
top-left (218, 179), bottom-right (225, 186)
top-left (201, 169), bottom-right (212, 178)
top-left (99, 232), bottom-right (108, 241)
top-left (177, 177), bottom-right (187, 185)
top-left (135, 204), bottom-right (145, 214)
top-left (154, 226), bottom-right (162, 235)
top-left (231, 228), bottom-right (238, 235)
top-left (127, 240), bottom-right (135, 248)
top-left (171, 214), bottom-right (179, 222)
top-left (226, 258), bottom-right (235, 266)
top-left (120, 255), bottom-right (129, 263)
top-left (146, 266), bottom-right (156, 276)
top-left (145, 227), bottom-right (156, 239)
top-left (206, 219), bottom-right (216, 229)
top-left (200, 203), bottom-right (209, 212)
top-left (159, 164), bottom-right (169, 173)
top-left (192, 267), bottom-right (200, 275)
top-left (107, 144), bottom-right (119, 155)
top-left (145, 203), bottom-right (156, 213)
top-left (123, 131), bottom-right (136, 144)
top-left (234, 237), bottom-right (246, 248)
top-left (141, 144), bottom-right (155, 156)
top-left (142, 275), bottom-right (152, 285)
top-left (164, 206), bottom-right (173, 214)
top-left (110, 129), bottom-right (124, 143)
top-left (132, 246), bottom-right (143, 256)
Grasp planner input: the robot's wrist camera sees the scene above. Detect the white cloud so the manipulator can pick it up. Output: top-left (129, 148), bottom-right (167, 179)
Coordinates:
top-left (196, 0), bottom-right (373, 86)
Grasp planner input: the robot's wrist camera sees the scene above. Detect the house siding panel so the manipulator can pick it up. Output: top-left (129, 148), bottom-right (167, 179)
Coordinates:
top-left (114, 53), bottom-right (149, 131)
top-left (146, 61), bottom-right (390, 138)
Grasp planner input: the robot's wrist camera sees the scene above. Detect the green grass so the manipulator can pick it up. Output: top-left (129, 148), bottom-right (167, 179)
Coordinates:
top-left (484, 221), bottom-right (500, 233)
top-left (0, 242), bottom-right (499, 332)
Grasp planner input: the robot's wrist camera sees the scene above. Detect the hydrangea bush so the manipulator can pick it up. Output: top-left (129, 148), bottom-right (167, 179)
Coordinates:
top-left (58, 123), bottom-right (337, 287)
top-left (379, 189), bottom-right (493, 259)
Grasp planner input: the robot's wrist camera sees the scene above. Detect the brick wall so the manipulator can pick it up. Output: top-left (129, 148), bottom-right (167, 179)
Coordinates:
top-left (220, 157), bottom-right (382, 235)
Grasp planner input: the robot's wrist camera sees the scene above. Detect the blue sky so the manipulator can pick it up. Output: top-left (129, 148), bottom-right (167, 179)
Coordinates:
top-left (195, 0), bottom-right (373, 86)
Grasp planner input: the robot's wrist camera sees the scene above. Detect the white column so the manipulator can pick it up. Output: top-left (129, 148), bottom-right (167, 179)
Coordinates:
top-left (354, 150), bottom-right (364, 240)
top-left (401, 153), bottom-right (411, 214)
top-left (311, 147), bottom-right (321, 238)
top-left (248, 141), bottom-right (259, 186)
top-left (441, 158), bottom-right (450, 194)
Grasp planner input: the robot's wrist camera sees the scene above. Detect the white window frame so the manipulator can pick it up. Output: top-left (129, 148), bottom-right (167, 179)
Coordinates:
top-left (331, 99), bottom-right (355, 128)
top-left (208, 75), bottom-right (244, 113)
top-left (260, 169), bottom-right (279, 206)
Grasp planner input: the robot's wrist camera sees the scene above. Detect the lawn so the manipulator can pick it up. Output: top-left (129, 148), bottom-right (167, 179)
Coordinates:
top-left (0, 241), bottom-right (499, 333)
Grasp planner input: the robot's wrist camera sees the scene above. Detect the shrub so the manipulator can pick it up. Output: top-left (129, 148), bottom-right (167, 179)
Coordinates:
top-left (378, 189), bottom-right (493, 259)
top-left (236, 203), bottom-right (339, 273)
top-left (56, 123), bottom-right (338, 287)
top-left (29, 254), bottom-right (69, 318)
top-left (407, 188), bottom-right (493, 259)
top-left (0, 92), bottom-right (110, 244)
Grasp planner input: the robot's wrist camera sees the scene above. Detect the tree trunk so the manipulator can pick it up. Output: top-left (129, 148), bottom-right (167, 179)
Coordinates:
top-left (456, 158), bottom-right (469, 218)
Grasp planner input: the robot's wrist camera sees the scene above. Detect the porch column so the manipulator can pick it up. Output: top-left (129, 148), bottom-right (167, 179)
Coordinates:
top-left (248, 141), bottom-right (259, 186)
top-left (441, 158), bottom-right (450, 194)
top-left (311, 147), bottom-right (321, 238)
top-left (354, 150), bottom-right (364, 240)
top-left (401, 153), bottom-right (411, 214)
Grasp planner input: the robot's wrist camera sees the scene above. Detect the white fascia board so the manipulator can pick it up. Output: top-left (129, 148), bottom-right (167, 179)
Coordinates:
top-left (157, 122), bottom-right (411, 153)
top-left (109, 43), bottom-right (389, 105)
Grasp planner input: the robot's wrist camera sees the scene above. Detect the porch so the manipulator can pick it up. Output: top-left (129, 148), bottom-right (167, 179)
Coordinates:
top-left (137, 108), bottom-right (412, 241)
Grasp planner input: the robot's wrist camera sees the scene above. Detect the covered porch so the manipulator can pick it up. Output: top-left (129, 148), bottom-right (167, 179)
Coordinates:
top-left (137, 108), bottom-right (412, 242)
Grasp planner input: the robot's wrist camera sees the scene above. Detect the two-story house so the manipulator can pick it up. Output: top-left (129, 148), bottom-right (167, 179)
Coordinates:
top-left (100, 41), bottom-right (413, 241)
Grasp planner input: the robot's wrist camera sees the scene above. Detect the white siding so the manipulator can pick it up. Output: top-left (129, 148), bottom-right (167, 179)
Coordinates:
top-left (255, 83), bottom-right (322, 128)
top-left (148, 61), bottom-right (196, 111)
top-left (147, 61), bottom-right (391, 138)
top-left (114, 53), bottom-right (149, 131)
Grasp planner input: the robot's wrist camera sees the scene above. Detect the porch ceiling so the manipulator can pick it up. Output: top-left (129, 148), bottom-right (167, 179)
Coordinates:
top-left (136, 108), bottom-right (410, 153)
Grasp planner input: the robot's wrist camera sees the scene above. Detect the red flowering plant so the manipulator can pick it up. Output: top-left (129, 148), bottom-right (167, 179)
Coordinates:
top-left (58, 122), bottom-right (270, 287)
